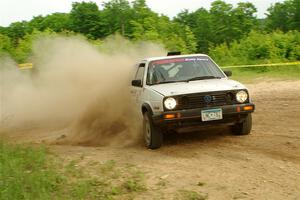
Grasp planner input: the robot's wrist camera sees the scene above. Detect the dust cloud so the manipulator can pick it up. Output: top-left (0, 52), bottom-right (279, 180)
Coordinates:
top-left (0, 35), bottom-right (166, 146)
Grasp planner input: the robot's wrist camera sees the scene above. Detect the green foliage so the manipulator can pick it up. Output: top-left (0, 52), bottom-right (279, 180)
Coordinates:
top-left (229, 65), bottom-right (300, 83)
top-left (210, 30), bottom-right (300, 66)
top-left (1, 21), bottom-right (29, 45)
top-left (0, 0), bottom-right (298, 62)
top-left (175, 8), bottom-right (213, 53)
top-left (0, 142), bottom-right (148, 200)
top-left (122, 167), bottom-right (146, 192)
top-left (0, 34), bottom-right (13, 57)
top-left (102, 0), bottom-right (133, 37)
top-left (1, 0), bottom-right (196, 53)
top-left (266, 0), bottom-right (300, 32)
top-left (130, 12), bottom-right (197, 53)
top-left (13, 29), bottom-right (58, 63)
top-left (29, 13), bottom-right (71, 33)
top-left (175, 190), bottom-right (208, 200)
top-left (70, 2), bottom-right (105, 39)
top-left (0, 142), bottom-right (63, 200)
top-left (175, 0), bottom-right (258, 53)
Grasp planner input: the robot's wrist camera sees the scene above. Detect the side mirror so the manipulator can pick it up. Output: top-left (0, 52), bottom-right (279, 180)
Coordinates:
top-left (224, 70), bottom-right (232, 77)
top-left (131, 79), bottom-right (142, 87)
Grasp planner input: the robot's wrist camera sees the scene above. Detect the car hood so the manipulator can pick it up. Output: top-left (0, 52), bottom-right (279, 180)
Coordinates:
top-left (149, 79), bottom-right (246, 96)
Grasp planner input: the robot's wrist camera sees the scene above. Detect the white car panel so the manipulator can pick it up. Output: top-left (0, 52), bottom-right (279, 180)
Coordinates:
top-left (148, 79), bottom-right (246, 97)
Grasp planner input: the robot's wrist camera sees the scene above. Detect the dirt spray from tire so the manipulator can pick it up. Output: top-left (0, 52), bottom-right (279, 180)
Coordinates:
top-left (0, 35), bottom-right (166, 146)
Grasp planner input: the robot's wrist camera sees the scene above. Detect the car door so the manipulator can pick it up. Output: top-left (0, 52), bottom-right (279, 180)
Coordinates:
top-left (131, 63), bottom-right (146, 107)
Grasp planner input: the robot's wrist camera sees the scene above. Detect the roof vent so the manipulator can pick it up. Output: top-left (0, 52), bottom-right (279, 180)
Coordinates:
top-left (167, 52), bottom-right (181, 56)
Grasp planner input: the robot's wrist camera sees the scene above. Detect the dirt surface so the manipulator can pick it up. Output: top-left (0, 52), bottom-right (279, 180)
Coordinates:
top-left (2, 79), bottom-right (300, 200)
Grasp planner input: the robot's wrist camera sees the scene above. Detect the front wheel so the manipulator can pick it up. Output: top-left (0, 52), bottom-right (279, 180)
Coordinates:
top-left (143, 112), bottom-right (163, 149)
top-left (232, 114), bottom-right (252, 135)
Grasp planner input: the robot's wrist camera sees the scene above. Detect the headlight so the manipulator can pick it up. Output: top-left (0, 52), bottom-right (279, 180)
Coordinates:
top-left (236, 90), bottom-right (248, 103)
top-left (164, 97), bottom-right (177, 110)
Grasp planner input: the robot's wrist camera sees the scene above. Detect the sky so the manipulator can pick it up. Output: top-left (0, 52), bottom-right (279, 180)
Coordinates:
top-left (0, 0), bottom-right (285, 27)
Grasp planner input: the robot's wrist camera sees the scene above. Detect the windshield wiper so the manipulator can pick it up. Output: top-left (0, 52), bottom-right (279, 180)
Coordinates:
top-left (185, 76), bottom-right (221, 82)
top-left (149, 76), bottom-right (221, 85)
top-left (150, 80), bottom-right (187, 85)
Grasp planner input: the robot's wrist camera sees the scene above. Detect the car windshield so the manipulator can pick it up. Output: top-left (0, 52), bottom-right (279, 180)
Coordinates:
top-left (146, 56), bottom-right (225, 85)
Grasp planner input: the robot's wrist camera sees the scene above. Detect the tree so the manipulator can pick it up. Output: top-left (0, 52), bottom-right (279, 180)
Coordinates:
top-left (0, 0), bottom-right (298, 63)
top-left (266, 0), bottom-right (300, 32)
top-left (209, 30), bottom-right (300, 65)
top-left (0, 34), bottom-right (13, 57)
top-left (129, 1), bottom-right (197, 53)
top-left (27, 15), bottom-right (45, 31)
top-left (13, 30), bottom-right (57, 63)
top-left (209, 0), bottom-right (234, 45)
top-left (129, 0), bottom-right (160, 39)
top-left (175, 1), bottom-right (257, 53)
top-left (102, 0), bottom-right (133, 36)
top-left (32, 13), bottom-right (71, 32)
top-left (70, 2), bottom-right (105, 38)
top-left (175, 8), bottom-right (213, 53)
top-left (2, 21), bottom-right (29, 45)
top-left (231, 2), bottom-right (257, 38)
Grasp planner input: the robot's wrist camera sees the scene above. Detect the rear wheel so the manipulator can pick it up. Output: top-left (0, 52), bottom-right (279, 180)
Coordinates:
top-left (232, 114), bottom-right (252, 135)
top-left (143, 112), bottom-right (163, 149)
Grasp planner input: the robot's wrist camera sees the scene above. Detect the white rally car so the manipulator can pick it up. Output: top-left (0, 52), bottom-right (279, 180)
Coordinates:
top-left (131, 53), bottom-right (255, 149)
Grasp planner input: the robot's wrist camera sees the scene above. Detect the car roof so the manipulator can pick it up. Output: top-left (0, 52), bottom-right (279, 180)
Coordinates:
top-left (141, 53), bottom-right (209, 62)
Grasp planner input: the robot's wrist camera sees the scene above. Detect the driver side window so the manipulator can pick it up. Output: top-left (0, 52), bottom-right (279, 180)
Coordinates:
top-left (135, 63), bottom-right (145, 81)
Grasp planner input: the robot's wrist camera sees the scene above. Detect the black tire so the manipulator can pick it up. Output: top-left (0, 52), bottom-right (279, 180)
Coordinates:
top-left (143, 112), bottom-right (163, 149)
top-left (232, 114), bottom-right (252, 135)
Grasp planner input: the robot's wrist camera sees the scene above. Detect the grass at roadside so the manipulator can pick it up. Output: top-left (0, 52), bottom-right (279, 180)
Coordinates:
top-left (223, 65), bottom-right (300, 83)
top-left (174, 190), bottom-right (208, 200)
top-left (0, 142), bottom-right (146, 200)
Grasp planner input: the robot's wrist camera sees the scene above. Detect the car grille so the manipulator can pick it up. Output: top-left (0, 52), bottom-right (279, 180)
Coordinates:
top-left (173, 90), bottom-right (245, 111)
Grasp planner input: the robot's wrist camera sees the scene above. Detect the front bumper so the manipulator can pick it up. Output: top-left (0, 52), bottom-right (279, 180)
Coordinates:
top-left (152, 103), bottom-right (255, 129)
